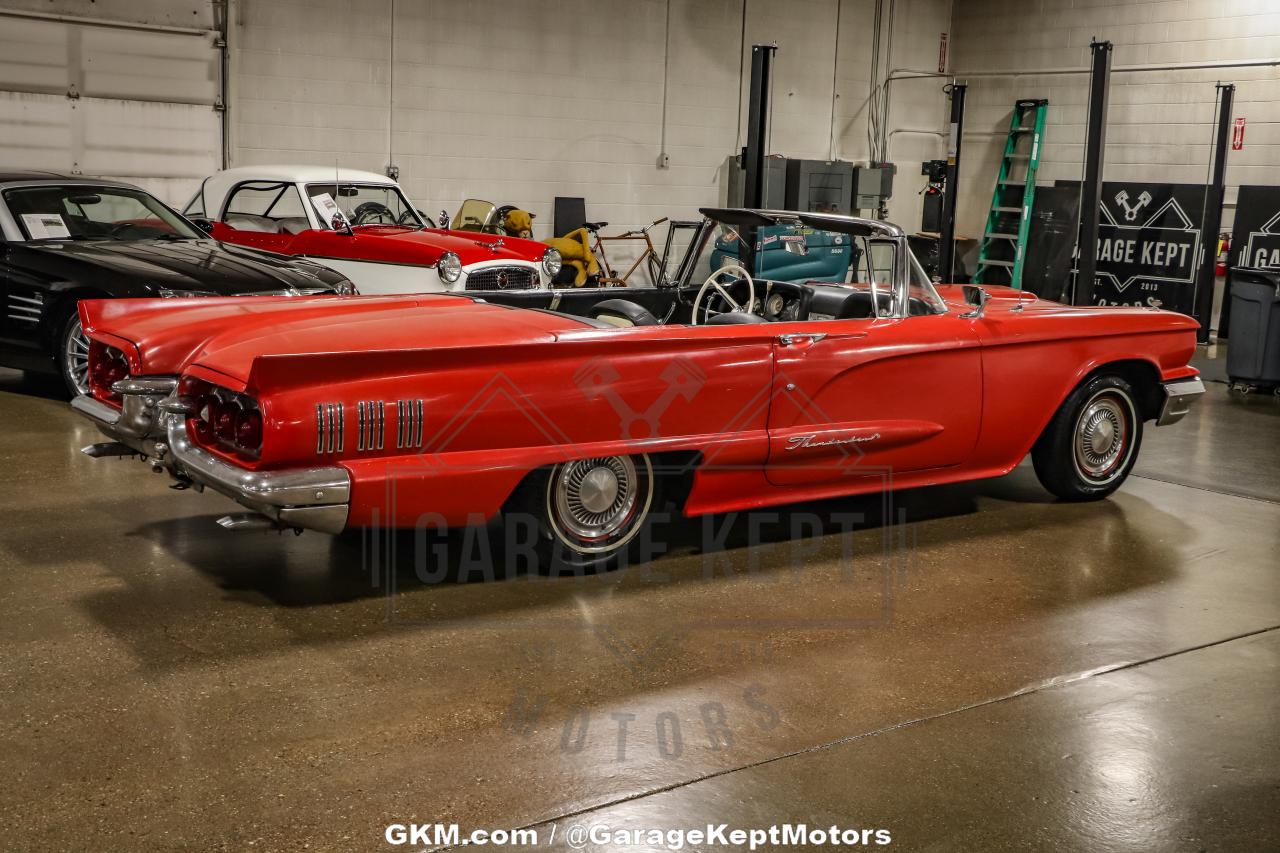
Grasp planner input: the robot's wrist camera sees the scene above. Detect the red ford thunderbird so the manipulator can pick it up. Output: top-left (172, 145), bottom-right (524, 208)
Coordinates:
top-left (72, 209), bottom-right (1204, 571)
top-left (183, 166), bottom-right (560, 295)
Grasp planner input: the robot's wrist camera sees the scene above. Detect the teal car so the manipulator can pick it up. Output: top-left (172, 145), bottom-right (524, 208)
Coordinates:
top-left (711, 223), bottom-right (855, 282)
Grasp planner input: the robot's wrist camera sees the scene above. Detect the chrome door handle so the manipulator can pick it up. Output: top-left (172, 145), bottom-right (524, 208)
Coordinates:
top-left (777, 333), bottom-right (828, 346)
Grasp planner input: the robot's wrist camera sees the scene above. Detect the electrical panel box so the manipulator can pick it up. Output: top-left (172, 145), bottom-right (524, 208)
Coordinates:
top-left (853, 164), bottom-right (896, 210)
top-left (784, 159), bottom-right (854, 214)
top-left (724, 155), bottom-right (788, 209)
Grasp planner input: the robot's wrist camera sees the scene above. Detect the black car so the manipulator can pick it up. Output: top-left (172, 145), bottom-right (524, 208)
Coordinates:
top-left (0, 171), bottom-right (356, 395)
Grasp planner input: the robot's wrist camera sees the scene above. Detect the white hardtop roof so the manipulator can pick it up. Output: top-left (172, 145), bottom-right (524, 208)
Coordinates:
top-left (196, 165), bottom-right (401, 213)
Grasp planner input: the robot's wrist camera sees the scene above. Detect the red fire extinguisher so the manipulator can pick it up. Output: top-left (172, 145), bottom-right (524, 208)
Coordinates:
top-left (1215, 233), bottom-right (1229, 277)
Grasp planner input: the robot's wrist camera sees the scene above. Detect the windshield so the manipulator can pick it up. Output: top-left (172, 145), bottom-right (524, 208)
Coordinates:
top-left (683, 218), bottom-right (946, 316)
top-left (4, 185), bottom-right (201, 242)
top-left (452, 199), bottom-right (499, 233)
top-left (304, 183), bottom-right (422, 228)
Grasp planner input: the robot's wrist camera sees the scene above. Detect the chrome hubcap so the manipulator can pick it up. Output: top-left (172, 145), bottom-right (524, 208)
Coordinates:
top-left (64, 318), bottom-right (90, 395)
top-left (1074, 393), bottom-right (1130, 482)
top-left (549, 456), bottom-right (650, 553)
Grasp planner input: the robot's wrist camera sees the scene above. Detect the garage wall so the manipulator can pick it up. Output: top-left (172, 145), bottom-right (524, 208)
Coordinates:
top-left (950, 0), bottom-right (1280, 241)
top-left (231, 0), bottom-right (953, 239)
top-left (0, 1), bottom-right (224, 202)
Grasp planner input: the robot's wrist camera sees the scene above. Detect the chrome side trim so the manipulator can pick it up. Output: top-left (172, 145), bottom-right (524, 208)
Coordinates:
top-left (315, 402), bottom-right (346, 454)
top-left (396, 398), bottom-right (425, 449)
top-left (1157, 377), bottom-right (1205, 426)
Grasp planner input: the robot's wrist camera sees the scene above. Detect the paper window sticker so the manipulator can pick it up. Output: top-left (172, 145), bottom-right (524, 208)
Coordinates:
top-left (21, 213), bottom-right (71, 240)
top-left (310, 193), bottom-right (349, 228)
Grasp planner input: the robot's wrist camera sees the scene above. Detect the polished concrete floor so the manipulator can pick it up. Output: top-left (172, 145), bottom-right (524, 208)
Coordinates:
top-left (0, 358), bottom-right (1277, 851)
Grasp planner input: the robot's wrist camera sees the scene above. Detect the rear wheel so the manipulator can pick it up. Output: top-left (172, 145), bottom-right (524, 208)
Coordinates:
top-left (56, 305), bottom-right (90, 397)
top-left (512, 454), bottom-right (662, 573)
top-left (1032, 374), bottom-right (1143, 501)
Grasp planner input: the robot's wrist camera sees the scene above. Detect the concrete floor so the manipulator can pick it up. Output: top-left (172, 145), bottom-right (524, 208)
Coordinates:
top-left (0, 357), bottom-right (1277, 852)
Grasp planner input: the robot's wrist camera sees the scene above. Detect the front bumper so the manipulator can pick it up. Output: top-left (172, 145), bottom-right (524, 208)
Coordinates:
top-left (1157, 377), bottom-right (1205, 426)
top-left (73, 392), bottom-right (350, 534)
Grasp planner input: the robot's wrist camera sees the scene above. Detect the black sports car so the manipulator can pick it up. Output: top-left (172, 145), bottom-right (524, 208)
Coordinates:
top-left (0, 171), bottom-right (356, 395)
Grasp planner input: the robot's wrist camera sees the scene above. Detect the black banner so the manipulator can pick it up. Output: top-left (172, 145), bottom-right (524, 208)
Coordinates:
top-left (1061, 181), bottom-right (1209, 314)
top-left (1229, 185), bottom-right (1280, 271)
top-left (1221, 185), bottom-right (1280, 337)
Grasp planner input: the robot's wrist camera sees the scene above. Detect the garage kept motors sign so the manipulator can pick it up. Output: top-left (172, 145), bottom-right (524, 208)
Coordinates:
top-left (1066, 182), bottom-right (1208, 313)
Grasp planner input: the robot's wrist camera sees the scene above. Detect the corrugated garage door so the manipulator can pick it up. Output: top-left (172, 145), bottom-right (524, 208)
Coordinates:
top-left (0, 8), bottom-right (222, 205)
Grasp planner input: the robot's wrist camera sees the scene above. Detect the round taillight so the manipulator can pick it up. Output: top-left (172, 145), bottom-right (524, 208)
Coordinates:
top-left (235, 409), bottom-right (263, 453)
top-left (214, 401), bottom-right (240, 442)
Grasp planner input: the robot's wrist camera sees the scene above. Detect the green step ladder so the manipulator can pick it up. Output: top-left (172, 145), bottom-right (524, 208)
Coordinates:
top-left (974, 98), bottom-right (1049, 289)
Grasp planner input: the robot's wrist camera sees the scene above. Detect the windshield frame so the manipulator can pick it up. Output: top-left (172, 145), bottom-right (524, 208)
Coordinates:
top-left (2, 183), bottom-right (203, 243)
top-left (677, 211), bottom-right (946, 319)
top-left (302, 182), bottom-right (423, 229)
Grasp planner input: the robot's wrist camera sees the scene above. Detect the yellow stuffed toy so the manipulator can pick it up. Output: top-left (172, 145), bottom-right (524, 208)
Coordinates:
top-left (503, 208), bottom-right (599, 287)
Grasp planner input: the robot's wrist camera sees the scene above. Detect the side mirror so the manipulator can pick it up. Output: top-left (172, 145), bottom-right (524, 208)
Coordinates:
top-left (438, 210), bottom-right (451, 230)
top-left (191, 217), bottom-right (215, 234)
top-left (960, 285), bottom-right (991, 319)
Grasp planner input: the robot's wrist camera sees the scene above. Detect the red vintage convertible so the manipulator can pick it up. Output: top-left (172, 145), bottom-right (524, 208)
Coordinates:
top-left (72, 209), bottom-right (1204, 570)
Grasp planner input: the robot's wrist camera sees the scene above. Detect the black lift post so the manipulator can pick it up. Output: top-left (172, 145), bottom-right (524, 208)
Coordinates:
top-left (1195, 82), bottom-right (1235, 343)
top-left (1075, 39), bottom-right (1113, 305)
top-left (937, 83), bottom-right (967, 283)
top-left (740, 43), bottom-right (777, 275)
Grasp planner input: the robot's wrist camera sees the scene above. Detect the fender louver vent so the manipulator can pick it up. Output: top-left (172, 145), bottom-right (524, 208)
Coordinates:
top-left (357, 401), bottom-right (385, 451)
top-left (397, 400), bottom-right (424, 448)
top-left (315, 403), bottom-right (345, 454)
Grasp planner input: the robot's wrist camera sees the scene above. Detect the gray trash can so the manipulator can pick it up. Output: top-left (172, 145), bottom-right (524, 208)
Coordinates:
top-left (1226, 267), bottom-right (1280, 389)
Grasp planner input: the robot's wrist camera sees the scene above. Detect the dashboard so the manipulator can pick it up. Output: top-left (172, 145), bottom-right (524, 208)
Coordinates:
top-left (757, 280), bottom-right (888, 322)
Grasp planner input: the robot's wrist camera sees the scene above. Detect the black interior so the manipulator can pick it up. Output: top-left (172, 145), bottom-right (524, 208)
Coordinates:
top-left (492, 277), bottom-right (917, 329)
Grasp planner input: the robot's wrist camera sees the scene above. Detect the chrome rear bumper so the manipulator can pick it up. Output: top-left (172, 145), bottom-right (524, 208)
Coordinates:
top-left (1157, 377), bottom-right (1205, 426)
top-left (73, 391), bottom-right (350, 534)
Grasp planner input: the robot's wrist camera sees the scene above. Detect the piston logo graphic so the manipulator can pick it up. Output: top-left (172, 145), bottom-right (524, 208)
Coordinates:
top-left (1114, 189), bottom-right (1152, 222)
top-left (575, 357), bottom-right (706, 439)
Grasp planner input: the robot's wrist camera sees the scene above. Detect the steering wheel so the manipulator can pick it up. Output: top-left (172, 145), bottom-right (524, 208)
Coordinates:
top-left (690, 264), bottom-right (756, 325)
top-left (352, 201), bottom-right (395, 225)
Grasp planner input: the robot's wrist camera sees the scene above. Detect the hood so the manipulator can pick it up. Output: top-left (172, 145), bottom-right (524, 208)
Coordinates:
top-left (80, 294), bottom-right (590, 390)
top-left (348, 225), bottom-right (548, 267)
top-left (31, 238), bottom-right (346, 294)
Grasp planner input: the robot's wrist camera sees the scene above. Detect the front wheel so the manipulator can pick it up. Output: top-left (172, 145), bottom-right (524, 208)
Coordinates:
top-left (1031, 374), bottom-right (1144, 501)
top-left (56, 305), bottom-right (91, 397)
top-left (512, 454), bottom-right (662, 573)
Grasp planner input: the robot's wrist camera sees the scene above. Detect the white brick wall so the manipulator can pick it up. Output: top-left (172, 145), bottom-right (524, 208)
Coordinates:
top-left (230, 0), bottom-right (953, 240)
top-left (951, 0), bottom-right (1280, 244)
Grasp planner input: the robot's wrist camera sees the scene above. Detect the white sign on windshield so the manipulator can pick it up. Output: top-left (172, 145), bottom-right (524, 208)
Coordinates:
top-left (310, 193), bottom-right (350, 230)
top-left (21, 213), bottom-right (71, 240)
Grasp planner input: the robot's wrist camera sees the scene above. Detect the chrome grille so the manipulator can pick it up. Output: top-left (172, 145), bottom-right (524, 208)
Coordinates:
top-left (357, 401), bottom-right (385, 451)
top-left (315, 403), bottom-right (345, 454)
top-left (464, 266), bottom-right (536, 291)
top-left (396, 399), bottom-right (424, 449)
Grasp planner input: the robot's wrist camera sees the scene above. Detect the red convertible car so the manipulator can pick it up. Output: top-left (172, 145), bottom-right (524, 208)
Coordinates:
top-left (183, 166), bottom-right (560, 295)
top-left (72, 209), bottom-right (1203, 571)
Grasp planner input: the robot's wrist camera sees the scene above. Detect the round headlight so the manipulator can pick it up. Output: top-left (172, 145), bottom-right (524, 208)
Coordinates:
top-left (438, 252), bottom-right (462, 284)
top-left (541, 247), bottom-right (562, 280)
